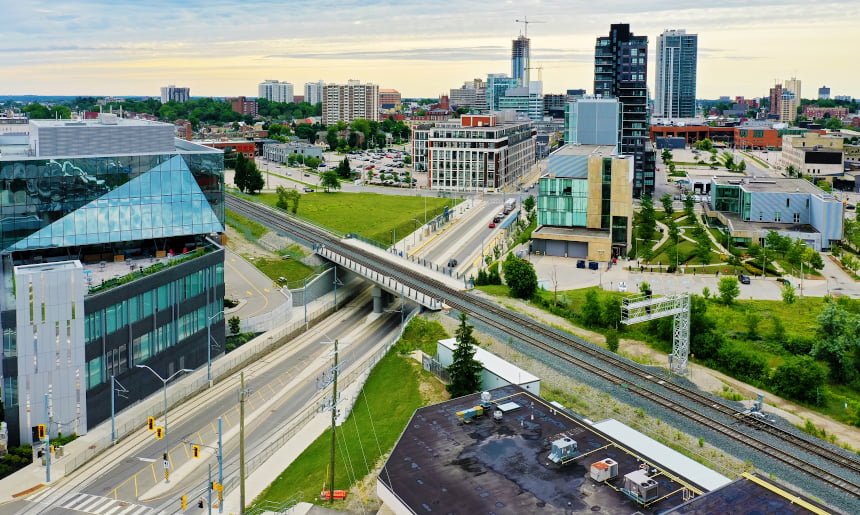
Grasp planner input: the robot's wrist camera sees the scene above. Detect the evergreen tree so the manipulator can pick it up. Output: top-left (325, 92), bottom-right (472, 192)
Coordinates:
top-left (336, 157), bottom-right (352, 178)
top-left (638, 193), bottom-right (656, 241)
top-left (234, 153), bottom-right (248, 192)
top-left (446, 312), bottom-right (483, 397)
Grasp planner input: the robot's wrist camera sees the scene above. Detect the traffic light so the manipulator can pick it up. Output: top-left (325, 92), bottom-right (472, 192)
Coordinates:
top-left (147, 416), bottom-right (155, 431)
top-left (192, 445), bottom-right (200, 458)
top-left (181, 494), bottom-right (187, 510)
top-left (37, 424), bottom-right (46, 440)
top-left (155, 426), bottom-right (164, 439)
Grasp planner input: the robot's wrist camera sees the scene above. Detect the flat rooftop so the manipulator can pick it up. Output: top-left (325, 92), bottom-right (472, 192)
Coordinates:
top-left (379, 385), bottom-right (698, 514)
top-left (665, 473), bottom-right (828, 514)
top-left (29, 117), bottom-right (168, 129)
top-left (554, 144), bottom-right (618, 157)
top-left (713, 211), bottom-right (820, 234)
top-left (532, 226), bottom-right (611, 240)
top-left (712, 176), bottom-right (831, 196)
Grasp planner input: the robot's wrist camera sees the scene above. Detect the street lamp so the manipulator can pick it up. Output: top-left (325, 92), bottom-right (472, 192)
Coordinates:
top-left (206, 310), bottom-right (224, 385)
top-left (597, 249), bottom-right (605, 289)
top-left (411, 218), bottom-right (422, 245)
top-left (136, 364), bottom-right (193, 483)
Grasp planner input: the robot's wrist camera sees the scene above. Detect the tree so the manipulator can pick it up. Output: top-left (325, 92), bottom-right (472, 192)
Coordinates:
top-left (335, 157), bottom-right (352, 178)
top-left (771, 356), bottom-right (827, 404)
top-left (320, 170), bottom-right (340, 192)
top-left (275, 186), bottom-right (300, 213)
top-left (781, 282), bottom-right (797, 304)
top-left (523, 195), bottom-right (536, 213)
top-left (605, 330), bottom-right (620, 353)
top-left (325, 127), bottom-right (339, 150)
top-left (502, 254), bottom-right (538, 299)
top-left (717, 276), bottom-right (740, 305)
top-left (683, 194), bottom-right (695, 218)
top-left (694, 139), bottom-right (713, 152)
top-left (245, 162), bottom-right (265, 193)
top-left (305, 156), bottom-right (322, 170)
top-left (812, 301), bottom-right (859, 383)
top-left (661, 148), bottom-right (672, 163)
top-left (601, 295), bottom-right (622, 329)
top-left (638, 193), bottom-right (657, 241)
top-left (228, 316), bottom-right (241, 335)
top-left (722, 151), bottom-right (735, 170)
top-left (234, 153), bottom-right (249, 192)
top-left (581, 289), bottom-right (603, 328)
top-left (737, 160), bottom-right (747, 172)
top-left (660, 193), bottom-right (674, 217)
top-left (446, 312), bottom-right (483, 398)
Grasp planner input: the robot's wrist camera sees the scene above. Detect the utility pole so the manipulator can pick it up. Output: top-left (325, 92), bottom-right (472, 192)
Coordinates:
top-left (110, 376), bottom-right (128, 444)
top-left (218, 417), bottom-right (224, 514)
top-left (239, 372), bottom-right (247, 514)
top-left (44, 393), bottom-right (51, 483)
top-left (329, 339), bottom-right (339, 504)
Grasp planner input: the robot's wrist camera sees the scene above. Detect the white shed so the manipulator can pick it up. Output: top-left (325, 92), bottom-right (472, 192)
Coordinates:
top-left (436, 338), bottom-right (540, 395)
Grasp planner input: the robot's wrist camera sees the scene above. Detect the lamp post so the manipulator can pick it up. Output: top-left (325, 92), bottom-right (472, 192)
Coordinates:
top-left (206, 310), bottom-right (224, 385)
top-left (136, 365), bottom-right (193, 483)
top-left (411, 218), bottom-right (421, 245)
top-left (597, 249), bottom-right (605, 289)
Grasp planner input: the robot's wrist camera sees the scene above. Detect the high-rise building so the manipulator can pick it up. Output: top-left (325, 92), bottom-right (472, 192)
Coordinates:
top-left (160, 85), bottom-right (190, 103)
top-left (497, 81), bottom-right (544, 120)
top-left (768, 83), bottom-right (783, 118)
top-left (230, 96), bottom-right (258, 117)
top-left (654, 29), bottom-right (698, 119)
top-left (594, 23), bottom-right (655, 198)
top-left (819, 85), bottom-right (831, 100)
top-left (512, 36), bottom-right (530, 87)
top-left (0, 115), bottom-right (225, 445)
top-left (781, 77), bottom-right (802, 123)
top-left (322, 80), bottom-right (380, 125)
top-left (304, 80), bottom-right (326, 105)
top-left (258, 80), bottom-right (294, 103)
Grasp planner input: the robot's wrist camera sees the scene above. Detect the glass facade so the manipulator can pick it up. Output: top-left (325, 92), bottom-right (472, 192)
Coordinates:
top-left (537, 178), bottom-right (588, 226)
top-left (0, 152), bottom-right (223, 251)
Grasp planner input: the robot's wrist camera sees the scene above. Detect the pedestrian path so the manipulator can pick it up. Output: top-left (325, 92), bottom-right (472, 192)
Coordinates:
top-left (32, 491), bottom-right (154, 514)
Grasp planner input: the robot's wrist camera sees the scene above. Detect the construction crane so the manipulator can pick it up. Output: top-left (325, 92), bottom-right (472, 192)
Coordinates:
top-left (515, 16), bottom-right (545, 38)
top-left (527, 64), bottom-right (544, 82)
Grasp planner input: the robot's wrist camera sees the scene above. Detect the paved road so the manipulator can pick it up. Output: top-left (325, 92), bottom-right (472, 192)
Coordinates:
top-left (223, 248), bottom-right (288, 320)
top-left (17, 294), bottom-right (404, 514)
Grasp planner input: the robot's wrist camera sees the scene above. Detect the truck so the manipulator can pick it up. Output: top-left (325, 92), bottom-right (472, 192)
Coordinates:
top-left (503, 198), bottom-right (517, 214)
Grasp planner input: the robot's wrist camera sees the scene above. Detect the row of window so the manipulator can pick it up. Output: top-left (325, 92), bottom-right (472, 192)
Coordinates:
top-left (86, 301), bottom-right (221, 390)
top-left (84, 264), bottom-right (222, 341)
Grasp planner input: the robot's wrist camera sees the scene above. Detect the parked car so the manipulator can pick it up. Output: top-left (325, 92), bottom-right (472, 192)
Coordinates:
top-left (776, 277), bottom-right (791, 286)
top-left (617, 281), bottom-right (628, 292)
top-left (738, 274), bottom-right (751, 284)
top-left (488, 221), bottom-right (496, 228)
top-left (303, 187), bottom-right (315, 192)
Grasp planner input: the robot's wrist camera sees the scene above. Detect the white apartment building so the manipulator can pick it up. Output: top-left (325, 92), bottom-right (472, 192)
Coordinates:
top-left (304, 80), bottom-right (326, 105)
top-left (160, 85), bottom-right (190, 103)
top-left (412, 114), bottom-right (535, 192)
top-left (258, 80), bottom-right (294, 103)
top-left (322, 80), bottom-right (380, 125)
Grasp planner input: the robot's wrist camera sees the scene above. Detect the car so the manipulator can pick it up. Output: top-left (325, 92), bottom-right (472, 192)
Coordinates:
top-left (617, 281), bottom-right (628, 292)
top-left (488, 221), bottom-right (496, 228)
top-left (303, 187), bottom-right (315, 192)
top-left (847, 204), bottom-right (855, 210)
top-left (738, 274), bottom-right (751, 284)
top-left (303, 173), bottom-right (310, 177)
top-left (447, 258), bottom-right (458, 268)
top-left (776, 277), bottom-right (791, 286)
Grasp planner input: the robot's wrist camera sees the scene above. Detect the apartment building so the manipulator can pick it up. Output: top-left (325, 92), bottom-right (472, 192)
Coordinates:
top-left (304, 80), bottom-right (326, 105)
top-left (322, 80), bottom-right (380, 125)
top-left (411, 114), bottom-right (535, 192)
top-left (258, 80), bottom-right (294, 103)
top-left (160, 85), bottom-right (190, 103)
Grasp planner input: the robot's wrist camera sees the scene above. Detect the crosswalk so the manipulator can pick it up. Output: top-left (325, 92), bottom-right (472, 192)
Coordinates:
top-left (53, 493), bottom-right (155, 514)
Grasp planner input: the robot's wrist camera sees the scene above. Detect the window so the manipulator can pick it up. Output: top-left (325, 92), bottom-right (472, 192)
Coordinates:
top-left (786, 198), bottom-right (790, 208)
top-left (793, 213), bottom-right (800, 223)
top-left (774, 211), bottom-right (782, 222)
top-left (759, 211), bottom-right (764, 221)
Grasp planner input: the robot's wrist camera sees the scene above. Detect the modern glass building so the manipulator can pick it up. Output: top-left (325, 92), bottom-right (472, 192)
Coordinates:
top-left (0, 116), bottom-right (225, 444)
top-left (594, 23), bottom-right (655, 198)
top-left (654, 29), bottom-right (698, 119)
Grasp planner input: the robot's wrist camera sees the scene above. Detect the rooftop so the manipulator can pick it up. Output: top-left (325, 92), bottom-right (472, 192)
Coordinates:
top-left (712, 177), bottom-right (833, 196)
top-left (379, 385), bottom-right (699, 514)
top-left (554, 144), bottom-right (618, 158)
top-left (29, 117), bottom-right (166, 129)
top-left (665, 473), bottom-right (827, 514)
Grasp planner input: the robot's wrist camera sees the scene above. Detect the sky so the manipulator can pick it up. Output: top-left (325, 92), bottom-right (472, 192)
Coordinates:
top-left (2, 0), bottom-right (860, 101)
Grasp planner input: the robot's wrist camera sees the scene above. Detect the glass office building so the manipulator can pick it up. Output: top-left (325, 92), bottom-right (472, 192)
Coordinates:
top-left (0, 117), bottom-right (226, 444)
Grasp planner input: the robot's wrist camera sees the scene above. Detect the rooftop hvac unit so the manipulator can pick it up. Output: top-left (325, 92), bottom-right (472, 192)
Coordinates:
top-left (548, 437), bottom-right (578, 464)
top-left (623, 469), bottom-right (659, 503)
top-left (590, 458), bottom-right (618, 482)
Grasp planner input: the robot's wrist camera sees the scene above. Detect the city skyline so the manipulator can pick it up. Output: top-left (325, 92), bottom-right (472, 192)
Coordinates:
top-left (3, 0), bottom-right (859, 100)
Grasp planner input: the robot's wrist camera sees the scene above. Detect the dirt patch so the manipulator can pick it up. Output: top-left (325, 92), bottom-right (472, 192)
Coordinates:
top-left (224, 225), bottom-right (278, 260)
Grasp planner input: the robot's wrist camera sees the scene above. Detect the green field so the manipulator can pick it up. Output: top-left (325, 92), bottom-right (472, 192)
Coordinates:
top-left (254, 191), bottom-right (461, 245)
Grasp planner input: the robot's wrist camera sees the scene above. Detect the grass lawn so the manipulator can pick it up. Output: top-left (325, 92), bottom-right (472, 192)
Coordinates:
top-left (249, 257), bottom-right (316, 286)
top-left (225, 210), bottom-right (268, 240)
top-left (254, 192), bottom-right (461, 244)
top-left (251, 320), bottom-right (450, 510)
top-left (649, 239), bottom-right (706, 266)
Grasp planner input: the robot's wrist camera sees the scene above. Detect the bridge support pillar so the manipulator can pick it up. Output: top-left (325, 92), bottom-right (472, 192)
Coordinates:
top-left (372, 286), bottom-right (384, 313)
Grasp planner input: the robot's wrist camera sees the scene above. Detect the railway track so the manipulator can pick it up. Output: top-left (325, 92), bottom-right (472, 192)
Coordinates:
top-left (226, 194), bottom-right (860, 502)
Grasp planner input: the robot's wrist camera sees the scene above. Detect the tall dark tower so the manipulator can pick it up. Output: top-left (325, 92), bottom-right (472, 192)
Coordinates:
top-left (594, 23), bottom-right (655, 198)
top-left (512, 35), bottom-right (530, 86)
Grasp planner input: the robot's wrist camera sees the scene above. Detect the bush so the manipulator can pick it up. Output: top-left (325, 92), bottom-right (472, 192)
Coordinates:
top-left (709, 343), bottom-right (769, 383)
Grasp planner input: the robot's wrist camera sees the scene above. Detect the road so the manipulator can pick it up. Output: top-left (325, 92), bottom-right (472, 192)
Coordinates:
top-left (16, 290), bottom-right (405, 514)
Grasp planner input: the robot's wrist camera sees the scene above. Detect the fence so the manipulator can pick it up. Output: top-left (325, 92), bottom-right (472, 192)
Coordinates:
top-left (239, 288), bottom-right (293, 334)
top-left (59, 278), bottom-right (367, 475)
